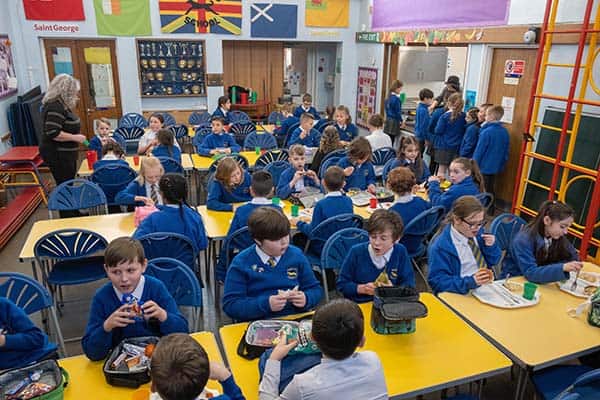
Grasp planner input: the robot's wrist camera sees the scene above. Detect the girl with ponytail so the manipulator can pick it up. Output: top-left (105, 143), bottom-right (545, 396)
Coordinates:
top-left (428, 157), bottom-right (483, 212)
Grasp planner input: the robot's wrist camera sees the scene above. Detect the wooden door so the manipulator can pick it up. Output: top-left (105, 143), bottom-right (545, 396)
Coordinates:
top-left (44, 39), bottom-right (122, 139)
top-left (485, 48), bottom-right (538, 206)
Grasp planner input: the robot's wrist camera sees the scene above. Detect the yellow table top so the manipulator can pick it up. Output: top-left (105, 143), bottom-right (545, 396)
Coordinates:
top-left (19, 213), bottom-right (135, 261)
top-left (58, 332), bottom-right (222, 400)
top-left (218, 294), bottom-right (511, 400)
top-left (191, 151), bottom-right (261, 171)
top-left (439, 263), bottom-right (600, 368)
top-left (77, 154), bottom-right (194, 176)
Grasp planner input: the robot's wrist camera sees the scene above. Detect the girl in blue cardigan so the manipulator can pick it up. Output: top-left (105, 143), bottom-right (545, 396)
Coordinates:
top-left (433, 93), bottom-right (466, 177)
top-left (386, 136), bottom-right (430, 185)
top-left (501, 200), bottom-right (582, 283)
top-left (428, 157), bottom-right (484, 212)
top-left (334, 105), bottom-right (358, 145)
top-left (428, 195), bottom-right (500, 294)
top-left (207, 156), bottom-right (252, 211)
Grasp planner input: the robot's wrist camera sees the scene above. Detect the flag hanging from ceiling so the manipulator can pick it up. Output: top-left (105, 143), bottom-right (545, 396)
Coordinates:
top-left (251, 3), bottom-right (297, 38)
top-left (159, 0), bottom-right (242, 35)
top-left (93, 0), bottom-right (151, 36)
top-left (23, 0), bottom-right (85, 21)
top-left (305, 0), bottom-right (349, 28)
top-left (372, 0), bottom-right (510, 30)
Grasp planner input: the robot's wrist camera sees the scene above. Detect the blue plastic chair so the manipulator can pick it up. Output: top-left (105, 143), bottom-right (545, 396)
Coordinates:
top-left (315, 119), bottom-right (334, 133)
top-left (118, 112), bottom-right (147, 129)
top-left (283, 122), bottom-right (300, 147)
top-left (160, 112), bottom-right (176, 127)
top-left (215, 227), bottom-right (253, 303)
top-left (110, 132), bottom-right (127, 154)
top-left (208, 154), bottom-right (249, 175)
top-left (243, 132), bottom-right (278, 150)
top-left (169, 124), bottom-right (188, 140)
top-left (264, 160), bottom-right (291, 187)
top-left (193, 124), bottom-right (213, 154)
top-left (267, 111), bottom-right (285, 125)
top-left (48, 178), bottom-right (107, 219)
top-left (372, 147), bottom-right (396, 176)
top-left (157, 156), bottom-right (184, 174)
top-left (475, 192), bottom-right (494, 210)
top-left (146, 257), bottom-right (202, 331)
top-left (402, 206), bottom-right (445, 291)
top-left (229, 110), bottom-right (251, 124)
top-left (382, 158), bottom-right (398, 183)
top-left (90, 164), bottom-right (137, 206)
top-left (0, 272), bottom-right (67, 357)
top-left (254, 149), bottom-right (289, 170)
top-left (490, 213), bottom-right (527, 275)
top-left (532, 365), bottom-right (596, 400)
top-left (137, 232), bottom-right (199, 277)
top-left (230, 121), bottom-right (257, 147)
top-left (319, 155), bottom-right (343, 179)
top-left (113, 126), bottom-right (145, 154)
top-left (304, 213), bottom-right (364, 267)
top-left (319, 228), bottom-right (369, 302)
top-left (189, 111), bottom-right (212, 126)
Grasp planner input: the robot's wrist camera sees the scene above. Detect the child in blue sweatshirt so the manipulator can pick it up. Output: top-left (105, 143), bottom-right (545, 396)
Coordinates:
top-left (433, 93), bottom-right (466, 177)
top-left (473, 105), bottom-right (510, 201)
top-left (223, 207), bottom-right (322, 321)
top-left (276, 144), bottom-right (320, 199)
top-left (198, 116), bottom-right (241, 156)
top-left (89, 118), bottom-right (115, 159)
top-left (501, 200), bottom-right (582, 283)
top-left (0, 297), bottom-right (58, 369)
top-left (212, 95), bottom-right (231, 125)
top-left (115, 156), bottom-right (164, 207)
top-left (150, 333), bottom-right (245, 400)
top-left (427, 195), bottom-right (500, 294)
top-left (334, 105), bottom-right (358, 144)
top-left (288, 113), bottom-right (320, 148)
top-left (337, 209), bottom-right (415, 303)
top-left (427, 104), bottom-right (447, 175)
top-left (133, 173), bottom-right (207, 253)
top-left (293, 93), bottom-right (320, 120)
top-left (275, 103), bottom-right (299, 141)
top-left (207, 157), bottom-right (252, 211)
top-left (337, 137), bottom-right (376, 193)
top-left (82, 237), bottom-right (188, 361)
top-left (152, 128), bottom-right (182, 164)
top-left (93, 141), bottom-right (128, 170)
top-left (428, 157), bottom-right (484, 212)
top-left (415, 88), bottom-right (434, 151)
top-left (386, 136), bottom-right (430, 185)
top-left (459, 107), bottom-right (481, 158)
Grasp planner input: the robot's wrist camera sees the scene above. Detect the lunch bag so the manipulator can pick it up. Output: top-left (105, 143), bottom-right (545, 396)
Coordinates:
top-left (0, 359), bottom-right (68, 400)
top-left (371, 286), bottom-right (428, 334)
top-left (587, 287), bottom-right (600, 328)
top-left (103, 336), bottom-right (159, 388)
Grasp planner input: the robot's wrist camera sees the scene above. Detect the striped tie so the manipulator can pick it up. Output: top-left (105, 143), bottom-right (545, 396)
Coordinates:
top-left (150, 184), bottom-right (159, 204)
top-left (468, 238), bottom-right (486, 269)
top-left (267, 257), bottom-right (277, 268)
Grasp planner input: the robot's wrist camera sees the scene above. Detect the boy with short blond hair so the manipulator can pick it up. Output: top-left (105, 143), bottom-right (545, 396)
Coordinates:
top-left (288, 113), bottom-right (319, 148)
top-left (276, 144), bottom-right (320, 199)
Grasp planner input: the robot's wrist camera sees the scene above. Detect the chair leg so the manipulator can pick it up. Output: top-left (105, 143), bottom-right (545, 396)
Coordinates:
top-left (49, 305), bottom-right (67, 357)
top-left (411, 258), bottom-right (432, 292)
top-left (321, 268), bottom-right (329, 303)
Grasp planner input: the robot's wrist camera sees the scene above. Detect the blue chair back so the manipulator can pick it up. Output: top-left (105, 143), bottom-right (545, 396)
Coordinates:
top-left (476, 192), bottom-right (494, 210)
top-left (283, 122), bottom-right (300, 147)
top-left (321, 148), bottom-right (347, 165)
top-left (230, 121), bottom-right (257, 147)
top-left (229, 110), bottom-right (251, 124)
top-left (315, 119), bottom-right (334, 133)
top-left (223, 227), bottom-right (253, 271)
top-left (146, 258), bottom-right (202, 308)
top-left (113, 126), bottom-right (145, 154)
top-left (402, 206), bottom-right (445, 257)
top-left (48, 179), bottom-right (107, 218)
top-left (382, 158), bottom-right (398, 183)
top-left (490, 213), bottom-right (527, 252)
top-left (160, 112), bottom-right (176, 127)
top-left (90, 164), bottom-right (137, 205)
top-left (372, 147), bottom-right (396, 167)
top-left (243, 132), bottom-right (277, 150)
top-left (306, 213), bottom-right (363, 256)
top-left (34, 229), bottom-right (108, 260)
top-left (137, 232), bottom-right (198, 274)
top-left (264, 160), bottom-right (291, 186)
top-left (189, 111), bottom-right (211, 126)
top-left (267, 111), bottom-right (285, 125)
top-left (111, 132), bottom-right (128, 154)
top-left (157, 156), bottom-right (184, 174)
top-left (169, 124), bottom-right (189, 140)
top-left (118, 112), bottom-right (147, 129)
top-left (208, 154), bottom-right (249, 175)
top-left (193, 124), bottom-right (213, 153)
top-left (254, 149), bottom-right (289, 170)
top-left (319, 155), bottom-right (343, 178)
top-left (555, 368), bottom-right (600, 399)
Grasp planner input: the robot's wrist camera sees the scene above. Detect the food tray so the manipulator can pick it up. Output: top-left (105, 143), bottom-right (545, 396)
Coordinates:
top-left (472, 280), bottom-right (540, 309)
top-left (348, 191), bottom-right (373, 207)
top-left (558, 271), bottom-right (600, 298)
top-left (366, 202), bottom-right (393, 213)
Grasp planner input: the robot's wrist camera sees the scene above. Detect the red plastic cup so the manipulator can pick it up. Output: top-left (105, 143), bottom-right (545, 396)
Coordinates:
top-left (370, 197), bottom-right (378, 208)
top-left (133, 155), bottom-right (140, 166)
top-left (240, 92), bottom-right (249, 104)
top-left (86, 151), bottom-right (97, 170)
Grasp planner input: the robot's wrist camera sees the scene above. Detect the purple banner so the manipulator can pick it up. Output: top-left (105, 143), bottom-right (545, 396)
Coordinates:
top-left (372, 0), bottom-right (510, 31)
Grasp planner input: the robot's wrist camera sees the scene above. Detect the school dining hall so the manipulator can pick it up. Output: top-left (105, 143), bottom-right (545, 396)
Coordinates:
top-left (1, 0), bottom-right (600, 399)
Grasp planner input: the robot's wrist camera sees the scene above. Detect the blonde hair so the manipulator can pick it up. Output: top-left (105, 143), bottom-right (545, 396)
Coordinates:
top-left (135, 156), bottom-right (164, 185)
top-left (289, 144), bottom-right (305, 157)
top-left (447, 93), bottom-right (464, 121)
top-left (43, 74), bottom-right (80, 110)
top-left (215, 157), bottom-right (244, 191)
top-left (96, 118), bottom-right (111, 132)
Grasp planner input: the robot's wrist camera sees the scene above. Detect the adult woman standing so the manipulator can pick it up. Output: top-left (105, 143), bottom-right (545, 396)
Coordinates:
top-left (384, 80), bottom-right (405, 145)
top-left (40, 74), bottom-right (87, 186)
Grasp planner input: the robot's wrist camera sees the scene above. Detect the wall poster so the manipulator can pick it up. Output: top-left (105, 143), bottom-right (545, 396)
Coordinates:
top-left (356, 67), bottom-right (378, 129)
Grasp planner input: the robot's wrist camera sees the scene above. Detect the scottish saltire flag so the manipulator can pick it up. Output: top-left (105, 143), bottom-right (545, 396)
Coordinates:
top-left (251, 3), bottom-right (297, 38)
top-left (159, 0), bottom-right (242, 35)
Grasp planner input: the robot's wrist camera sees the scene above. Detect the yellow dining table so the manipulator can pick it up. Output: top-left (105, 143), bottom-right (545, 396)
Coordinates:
top-left (77, 154), bottom-right (194, 177)
top-left (58, 332), bottom-right (222, 400)
top-left (218, 294), bottom-right (511, 400)
top-left (191, 151), bottom-right (261, 172)
top-left (439, 263), bottom-right (600, 400)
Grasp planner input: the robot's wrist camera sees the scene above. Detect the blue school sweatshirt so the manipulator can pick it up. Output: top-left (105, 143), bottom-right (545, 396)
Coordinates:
top-left (288, 127), bottom-right (320, 148)
top-left (275, 115), bottom-right (299, 136)
top-left (335, 123), bottom-right (359, 142)
top-left (133, 205), bottom-right (208, 253)
top-left (82, 276), bottom-right (189, 361)
top-left (212, 107), bottom-right (230, 125)
top-left (211, 376), bottom-right (245, 400)
top-left (93, 158), bottom-right (129, 170)
top-left (472, 121), bottom-right (510, 175)
top-left (0, 298), bottom-right (57, 369)
top-left (428, 176), bottom-right (481, 212)
top-left (385, 94), bottom-right (402, 122)
top-left (89, 136), bottom-right (105, 159)
top-left (198, 133), bottom-right (241, 156)
top-left (459, 121), bottom-right (480, 158)
top-left (390, 197), bottom-right (432, 253)
top-left (414, 102), bottom-right (431, 141)
top-left (434, 111), bottom-right (467, 151)
top-left (337, 157), bottom-right (376, 191)
top-left (152, 145), bottom-right (182, 164)
top-left (293, 105), bottom-right (320, 120)
top-left (428, 107), bottom-right (446, 148)
top-left (207, 171), bottom-right (252, 211)
top-left (501, 229), bottom-right (578, 283)
top-left (337, 243), bottom-right (415, 303)
top-left (115, 180), bottom-right (148, 206)
top-left (276, 166), bottom-right (321, 199)
top-left (223, 245), bottom-right (323, 321)
top-left (387, 158), bottom-right (431, 184)
top-left (296, 193), bottom-right (354, 237)
top-left (427, 225), bottom-right (501, 294)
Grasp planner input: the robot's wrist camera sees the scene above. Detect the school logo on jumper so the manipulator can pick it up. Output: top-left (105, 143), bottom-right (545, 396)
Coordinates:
top-left (159, 0), bottom-right (242, 35)
top-left (390, 269), bottom-right (398, 279)
top-left (286, 267), bottom-right (298, 279)
top-left (251, 3), bottom-right (298, 39)
top-left (250, 264), bottom-right (265, 273)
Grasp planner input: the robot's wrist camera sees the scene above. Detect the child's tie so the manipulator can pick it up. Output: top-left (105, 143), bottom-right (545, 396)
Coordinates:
top-left (150, 184), bottom-right (159, 204)
top-left (267, 257), bottom-right (277, 268)
top-left (468, 238), bottom-right (486, 269)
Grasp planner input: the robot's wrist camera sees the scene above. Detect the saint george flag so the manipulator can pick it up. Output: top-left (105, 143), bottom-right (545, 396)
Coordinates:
top-left (23, 0), bottom-right (85, 21)
top-left (159, 0), bottom-right (242, 35)
top-left (251, 3), bottom-right (297, 39)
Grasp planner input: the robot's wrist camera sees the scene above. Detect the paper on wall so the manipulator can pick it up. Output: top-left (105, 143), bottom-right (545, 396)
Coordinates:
top-left (501, 96), bottom-right (515, 124)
